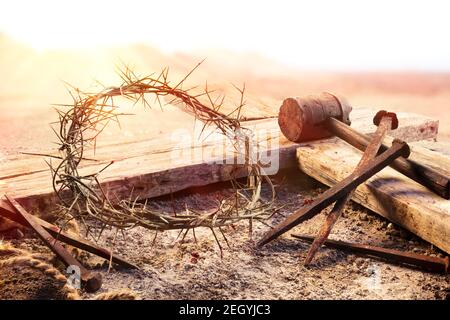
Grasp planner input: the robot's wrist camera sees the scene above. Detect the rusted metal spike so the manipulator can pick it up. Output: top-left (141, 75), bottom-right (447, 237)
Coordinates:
top-left (258, 139), bottom-right (410, 247)
top-left (293, 234), bottom-right (449, 274)
top-left (304, 112), bottom-right (396, 265)
top-left (4, 195), bottom-right (102, 293)
top-left (326, 116), bottom-right (450, 199)
top-left (0, 199), bottom-right (138, 269)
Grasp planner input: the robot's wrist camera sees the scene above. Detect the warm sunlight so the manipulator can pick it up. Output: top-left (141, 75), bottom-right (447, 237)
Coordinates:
top-left (1, 0), bottom-right (450, 71)
top-left (1, 0), bottom-right (450, 304)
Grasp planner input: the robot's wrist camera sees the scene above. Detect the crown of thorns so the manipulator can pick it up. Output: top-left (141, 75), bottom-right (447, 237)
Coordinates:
top-left (45, 62), bottom-right (276, 252)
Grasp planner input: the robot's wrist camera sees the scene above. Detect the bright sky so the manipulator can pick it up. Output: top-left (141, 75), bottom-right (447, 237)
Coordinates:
top-left (1, 0), bottom-right (449, 71)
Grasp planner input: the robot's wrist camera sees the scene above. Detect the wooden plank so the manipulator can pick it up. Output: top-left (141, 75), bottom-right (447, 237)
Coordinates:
top-left (296, 138), bottom-right (450, 254)
top-left (0, 108), bottom-right (439, 215)
top-left (0, 108), bottom-right (437, 179)
top-left (409, 142), bottom-right (450, 176)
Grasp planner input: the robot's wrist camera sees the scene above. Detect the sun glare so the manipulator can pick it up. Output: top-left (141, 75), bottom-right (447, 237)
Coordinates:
top-left (1, 0), bottom-right (450, 71)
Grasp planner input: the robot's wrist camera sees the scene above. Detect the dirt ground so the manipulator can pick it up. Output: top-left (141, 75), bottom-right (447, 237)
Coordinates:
top-left (1, 169), bottom-right (448, 300)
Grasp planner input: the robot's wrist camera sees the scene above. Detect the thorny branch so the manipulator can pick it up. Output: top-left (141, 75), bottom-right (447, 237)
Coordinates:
top-left (47, 62), bottom-right (277, 249)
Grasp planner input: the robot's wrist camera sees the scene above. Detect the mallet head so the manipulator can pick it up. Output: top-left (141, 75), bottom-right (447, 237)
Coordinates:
top-left (278, 92), bottom-right (352, 142)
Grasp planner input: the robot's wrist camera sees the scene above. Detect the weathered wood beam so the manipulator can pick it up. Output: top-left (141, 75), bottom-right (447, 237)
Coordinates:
top-left (0, 109), bottom-right (439, 216)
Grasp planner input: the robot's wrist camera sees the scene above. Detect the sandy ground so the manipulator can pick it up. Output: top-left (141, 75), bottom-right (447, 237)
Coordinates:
top-left (1, 169), bottom-right (449, 300)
